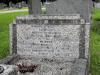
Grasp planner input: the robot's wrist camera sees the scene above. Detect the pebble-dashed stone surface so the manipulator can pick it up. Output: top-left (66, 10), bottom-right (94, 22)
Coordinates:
top-left (17, 24), bottom-right (80, 59)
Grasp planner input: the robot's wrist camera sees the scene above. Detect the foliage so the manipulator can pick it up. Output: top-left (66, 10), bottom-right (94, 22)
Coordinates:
top-left (0, 3), bottom-right (7, 9)
top-left (93, 0), bottom-right (100, 3)
top-left (92, 8), bottom-right (100, 34)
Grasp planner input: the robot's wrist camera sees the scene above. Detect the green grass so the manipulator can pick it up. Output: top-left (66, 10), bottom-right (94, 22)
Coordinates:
top-left (0, 11), bottom-right (28, 59)
top-left (0, 6), bottom-right (44, 59)
top-left (90, 8), bottom-right (100, 75)
top-left (90, 32), bottom-right (100, 75)
top-left (92, 8), bottom-right (100, 21)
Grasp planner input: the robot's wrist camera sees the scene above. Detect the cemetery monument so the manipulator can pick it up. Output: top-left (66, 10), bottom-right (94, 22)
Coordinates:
top-left (0, 0), bottom-right (92, 75)
top-left (28, 0), bottom-right (41, 14)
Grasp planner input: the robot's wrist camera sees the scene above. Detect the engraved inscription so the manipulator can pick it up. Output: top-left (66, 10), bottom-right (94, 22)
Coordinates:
top-left (17, 25), bottom-right (80, 58)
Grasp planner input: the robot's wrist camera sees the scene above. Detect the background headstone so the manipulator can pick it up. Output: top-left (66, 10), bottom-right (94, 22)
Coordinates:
top-left (95, 2), bottom-right (100, 8)
top-left (46, 0), bottom-right (93, 22)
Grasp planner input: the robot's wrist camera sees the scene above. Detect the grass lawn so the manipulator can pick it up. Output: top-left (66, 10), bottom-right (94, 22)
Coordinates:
top-left (0, 8), bottom-right (100, 75)
top-left (90, 8), bottom-right (100, 75)
top-left (0, 11), bottom-right (28, 59)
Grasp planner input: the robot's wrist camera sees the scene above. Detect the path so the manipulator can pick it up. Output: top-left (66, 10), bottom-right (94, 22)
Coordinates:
top-left (0, 9), bottom-right (28, 14)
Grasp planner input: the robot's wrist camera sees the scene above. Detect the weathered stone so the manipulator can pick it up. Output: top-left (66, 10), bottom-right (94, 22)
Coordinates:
top-left (0, 14), bottom-right (91, 75)
top-left (0, 54), bottom-right (19, 64)
top-left (0, 66), bottom-right (4, 74)
top-left (9, 15), bottom-right (89, 60)
top-left (2, 15), bottom-right (90, 75)
top-left (28, 0), bottom-right (41, 14)
top-left (46, 0), bottom-right (93, 22)
top-left (0, 0), bottom-right (92, 75)
top-left (70, 59), bottom-right (88, 75)
top-left (0, 65), bottom-right (17, 75)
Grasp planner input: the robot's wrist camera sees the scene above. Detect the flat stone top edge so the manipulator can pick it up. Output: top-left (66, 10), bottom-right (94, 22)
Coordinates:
top-left (16, 14), bottom-right (81, 20)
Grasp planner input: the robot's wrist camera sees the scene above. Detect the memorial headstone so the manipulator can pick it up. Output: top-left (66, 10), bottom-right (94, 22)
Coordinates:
top-left (46, 0), bottom-right (93, 22)
top-left (0, 14), bottom-right (90, 75)
top-left (21, 1), bottom-right (27, 7)
top-left (95, 2), bottom-right (100, 8)
top-left (45, 0), bottom-right (92, 59)
top-left (16, 3), bottom-right (22, 9)
top-left (0, 0), bottom-right (92, 75)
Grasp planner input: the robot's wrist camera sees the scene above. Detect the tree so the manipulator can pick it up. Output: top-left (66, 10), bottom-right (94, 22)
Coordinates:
top-left (0, 0), bottom-right (27, 7)
top-left (92, 0), bottom-right (100, 2)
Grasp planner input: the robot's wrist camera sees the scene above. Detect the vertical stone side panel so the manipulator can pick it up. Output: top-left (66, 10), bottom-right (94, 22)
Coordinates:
top-left (9, 24), bottom-right (13, 54)
top-left (9, 23), bottom-right (17, 54)
top-left (85, 23), bottom-right (90, 59)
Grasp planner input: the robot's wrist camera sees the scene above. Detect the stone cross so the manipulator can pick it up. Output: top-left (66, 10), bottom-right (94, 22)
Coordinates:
top-left (28, 0), bottom-right (41, 14)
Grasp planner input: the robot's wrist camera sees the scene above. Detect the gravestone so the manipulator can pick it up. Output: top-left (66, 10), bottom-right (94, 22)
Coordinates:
top-left (46, 0), bottom-right (93, 22)
top-left (0, 15), bottom-right (90, 75)
top-left (16, 3), bottom-right (22, 9)
top-left (45, 0), bottom-right (92, 59)
top-left (13, 15), bottom-right (82, 59)
top-left (21, 1), bottom-right (27, 7)
top-left (0, 0), bottom-right (92, 75)
top-left (95, 2), bottom-right (100, 8)
top-left (28, 0), bottom-right (93, 22)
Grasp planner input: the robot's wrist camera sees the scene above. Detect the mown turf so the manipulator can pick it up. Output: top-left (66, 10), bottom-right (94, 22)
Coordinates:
top-left (92, 8), bottom-right (100, 21)
top-left (90, 8), bottom-right (100, 75)
top-left (0, 12), bottom-right (28, 59)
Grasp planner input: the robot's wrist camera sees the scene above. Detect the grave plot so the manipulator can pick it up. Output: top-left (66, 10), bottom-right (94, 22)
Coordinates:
top-left (0, 15), bottom-right (90, 75)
